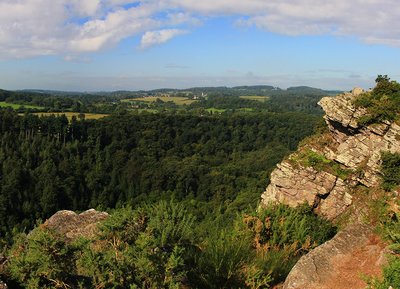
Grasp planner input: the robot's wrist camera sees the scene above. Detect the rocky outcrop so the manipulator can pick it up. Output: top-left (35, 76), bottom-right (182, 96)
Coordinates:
top-left (318, 87), bottom-right (367, 133)
top-left (319, 89), bottom-right (400, 187)
top-left (261, 161), bottom-right (352, 220)
top-left (42, 209), bottom-right (109, 240)
top-left (261, 156), bottom-right (355, 220)
top-left (283, 223), bottom-right (387, 289)
top-left (261, 88), bottom-right (400, 220)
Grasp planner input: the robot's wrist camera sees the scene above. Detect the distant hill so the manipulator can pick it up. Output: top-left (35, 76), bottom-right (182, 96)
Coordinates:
top-left (286, 86), bottom-right (341, 95)
top-left (97, 85), bottom-right (342, 99)
top-left (2, 85), bottom-right (342, 99)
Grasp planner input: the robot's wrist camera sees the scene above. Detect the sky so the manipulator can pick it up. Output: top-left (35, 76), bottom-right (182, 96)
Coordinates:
top-left (0, 0), bottom-right (399, 91)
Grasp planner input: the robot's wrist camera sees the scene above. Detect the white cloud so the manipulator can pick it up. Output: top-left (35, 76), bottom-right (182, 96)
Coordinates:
top-left (68, 0), bottom-right (101, 17)
top-left (140, 29), bottom-right (187, 48)
top-left (0, 0), bottom-right (399, 59)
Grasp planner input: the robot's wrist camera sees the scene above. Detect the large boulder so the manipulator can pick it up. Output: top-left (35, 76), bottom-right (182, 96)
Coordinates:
top-left (283, 223), bottom-right (387, 289)
top-left (42, 209), bottom-right (109, 240)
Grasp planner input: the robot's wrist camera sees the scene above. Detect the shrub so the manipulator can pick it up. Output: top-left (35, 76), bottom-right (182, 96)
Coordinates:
top-left (8, 228), bottom-right (81, 289)
top-left (367, 211), bottom-right (400, 289)
top-left (381, 152), bottom-right (400, 191)
top-left (242, 204), bottom-right (336, 285)
top-left (353, 75), bottom-right (400, 125)
top-left (190, 229), bottom-right (253, 289)
top-left (7, 201), bottom-right (196, 289)
top-left (291, 149), bottom-right (351, 179)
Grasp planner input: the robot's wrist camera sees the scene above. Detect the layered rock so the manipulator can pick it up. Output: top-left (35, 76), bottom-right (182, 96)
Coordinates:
top-left (319, 90), bottom-right (400, 187)
top-left (261, 161), bottom-right (352, 220)
top-left (261, 88), bottom-right (400, 220)
top-left (42, 209), bottom-right (109, 240)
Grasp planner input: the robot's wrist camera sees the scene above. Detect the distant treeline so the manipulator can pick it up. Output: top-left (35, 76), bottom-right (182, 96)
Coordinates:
top-left (0, 85), bottom-right (339, 114)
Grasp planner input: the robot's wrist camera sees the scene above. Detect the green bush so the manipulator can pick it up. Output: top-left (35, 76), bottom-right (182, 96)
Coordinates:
top-left (244, 204), bottom-right (336, 253)
top-left (242, 204), bottom-right (336, 285)
top-left (6, 203), bottom-right (336, 289)
top-left (381, 152), bottom-right (400, 191)
top-left (7, 201), bottom-right (196, 289)
top-left (353, 75), bottom-right (400, 125)
top-left (8, 228), bottom-right (81, 289)
top-left (291, 149), bottom-right (351, 179)
top-left (190, 229), bottom-right (253, 289)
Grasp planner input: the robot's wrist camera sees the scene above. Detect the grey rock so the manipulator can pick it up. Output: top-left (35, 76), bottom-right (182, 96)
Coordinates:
top-left (43, 209), bottom-right (109, 240)
top-left (261, 161), bottom-right (351, 219)
top-left (261, 88), bottom-right (400, 220)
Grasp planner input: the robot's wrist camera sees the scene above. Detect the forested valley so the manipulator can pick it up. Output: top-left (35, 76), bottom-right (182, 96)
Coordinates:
top-left (0, 87), bottom-right (338, 288)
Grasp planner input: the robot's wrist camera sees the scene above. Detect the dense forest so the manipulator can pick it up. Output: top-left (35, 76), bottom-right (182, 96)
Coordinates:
top-left (0, 109), bottom-right (321, 238)
top-left (0, 86), bottom-right (340, 288)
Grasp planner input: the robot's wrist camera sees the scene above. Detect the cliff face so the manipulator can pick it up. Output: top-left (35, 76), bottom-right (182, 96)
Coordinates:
top-left (261, 88), bottom-right (400, 220)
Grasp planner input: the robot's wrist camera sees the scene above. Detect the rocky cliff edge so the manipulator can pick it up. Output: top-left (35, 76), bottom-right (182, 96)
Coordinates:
top-left (261, 87), bottom-right (400, 289)
top-left (261, 87), bottom-right (400, 220)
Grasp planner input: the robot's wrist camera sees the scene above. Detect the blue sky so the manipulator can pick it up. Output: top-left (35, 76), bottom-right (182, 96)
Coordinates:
top-left (0, 0), bottom-right (399, 91)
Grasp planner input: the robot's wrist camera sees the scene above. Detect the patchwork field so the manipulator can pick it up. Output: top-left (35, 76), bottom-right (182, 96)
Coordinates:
top-left (239, 95), bottom-right (270, 102)
top-left (122, 96), bottom-right (198, 105)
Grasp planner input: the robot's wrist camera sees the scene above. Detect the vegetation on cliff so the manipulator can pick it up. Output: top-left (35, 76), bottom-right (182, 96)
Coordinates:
top-left (354, 75), bottom-right (400, 125)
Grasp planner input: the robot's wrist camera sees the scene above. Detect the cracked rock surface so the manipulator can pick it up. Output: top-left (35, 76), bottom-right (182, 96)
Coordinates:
top-left (261, 161), bottom-right (351, 219)
top-left (283, 223), bottom-right (387, 289)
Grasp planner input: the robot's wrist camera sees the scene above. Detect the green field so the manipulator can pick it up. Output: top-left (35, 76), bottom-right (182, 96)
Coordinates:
top-left (0, 101), bottom-right (44, 109)
top-left (32, 112), bottom-right (110, 120)
top-left (122, 96), bottom-right (197, 105)
top-left (206, 108), bottom-right (226, 113)
top-left (239, 95), bottom-right (270, 102)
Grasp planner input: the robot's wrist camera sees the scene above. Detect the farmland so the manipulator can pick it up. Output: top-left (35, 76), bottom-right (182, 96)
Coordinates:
top-left (0, 101), bottom-right (44, 110)
top-left (122, 96), bottom-right (198, 105)
top-left (239, 95), bottom-right (270, 102)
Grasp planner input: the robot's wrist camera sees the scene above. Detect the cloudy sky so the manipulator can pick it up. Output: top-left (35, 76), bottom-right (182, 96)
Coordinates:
top-left (0, 0), bottom-right (399, 91)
